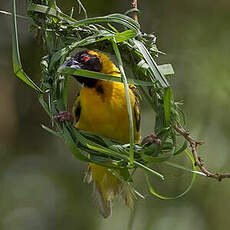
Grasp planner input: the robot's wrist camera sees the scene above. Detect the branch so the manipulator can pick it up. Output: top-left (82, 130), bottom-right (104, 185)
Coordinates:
top-left (132, 0), bottom-right (138, 22)
top-left (174, 124), bottom-right (230, 181)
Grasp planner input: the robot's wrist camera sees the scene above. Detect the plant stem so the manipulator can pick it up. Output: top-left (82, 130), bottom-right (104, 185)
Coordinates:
top-left (132, 0), bottom-right (138, 22)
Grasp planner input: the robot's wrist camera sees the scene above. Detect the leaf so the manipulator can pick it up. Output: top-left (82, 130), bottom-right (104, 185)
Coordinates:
top-left (138, 60), bottom-right (174, 77)
top-left (133, 39), bottom-right (169, 88)
top-left (71, 13), bottom-right (140, 33)
top-left (61, 125), bottom-right (90, 162)
top-left (174, 140), bottom-right (188, 155)
top-left (41, 124), bottom-right (61, 138)
top-left (27, 2), bottom-right (78, 24)
top-left (164, 161), bottom-right (206, 176)
top-left (120, 168), bottom-right (133, 182)
top-left (58, 66), bottom-right (154, 86)
top-left (38, 94), bottom-right (51, 116)
top-left (159, 64), bottom-right (174, 77)
top-left (11, 0), bottom-right (43, 93)
top-left (75, 0), bottom-right (88, 18)
top-left (124, 8), bottom-right (141, 17)
top-left (114, 30), bottom-right (136, 43)
top-left (112, 40), bottom-right (135, 166)
top-left (87, 143), bottom-right (164, 180)
top-left (0, 10), bottom-right (28, 20)
top-left (146, 149), bottom-right (198, 200)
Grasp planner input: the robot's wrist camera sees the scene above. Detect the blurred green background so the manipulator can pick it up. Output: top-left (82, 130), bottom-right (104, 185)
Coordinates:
top-left (1, 0), bottom-right (230, 229)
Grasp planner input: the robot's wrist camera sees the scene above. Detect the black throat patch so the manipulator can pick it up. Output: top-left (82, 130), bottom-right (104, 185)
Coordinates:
top-left (75, 77), bottom-right (98, 88)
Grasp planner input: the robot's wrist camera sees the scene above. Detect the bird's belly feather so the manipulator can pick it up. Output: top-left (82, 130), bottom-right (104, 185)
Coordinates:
top-left (75, 82), bottom-right (138, 143)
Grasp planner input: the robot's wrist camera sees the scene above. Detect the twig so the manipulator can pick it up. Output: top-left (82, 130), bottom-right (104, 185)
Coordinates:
top-left (174, 124), bottom-right (230, 181)
top-left (132, 0), bottom-right (138, 22)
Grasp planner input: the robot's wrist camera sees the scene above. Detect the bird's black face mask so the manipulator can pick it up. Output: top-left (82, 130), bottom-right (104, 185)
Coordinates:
top-left (62, 50), bottom-right (102, 87)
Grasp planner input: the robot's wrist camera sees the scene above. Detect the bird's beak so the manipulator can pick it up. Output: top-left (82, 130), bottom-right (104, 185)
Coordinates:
top-left (59, 58), bottom-right (86, 84)
top-left (61, 58), bottom-right (81, 69)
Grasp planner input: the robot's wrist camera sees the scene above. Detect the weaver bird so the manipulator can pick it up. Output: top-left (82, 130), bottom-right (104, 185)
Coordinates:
top-left (56, 50), bottom-right (141, 218)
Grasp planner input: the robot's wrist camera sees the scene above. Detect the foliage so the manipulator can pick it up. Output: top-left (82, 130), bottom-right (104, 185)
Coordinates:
top-left (10, 0), bottom-right (201, 199)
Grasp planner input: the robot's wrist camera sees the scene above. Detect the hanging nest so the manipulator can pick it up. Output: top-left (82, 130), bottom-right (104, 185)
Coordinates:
top-left (11, 0), bottom-right (200, 199)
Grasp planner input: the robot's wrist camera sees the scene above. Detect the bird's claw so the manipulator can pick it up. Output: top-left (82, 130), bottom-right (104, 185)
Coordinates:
top-left (141, 133), bottom-right (162, 146)
top-left (53, 111), bottom-right (74, 124)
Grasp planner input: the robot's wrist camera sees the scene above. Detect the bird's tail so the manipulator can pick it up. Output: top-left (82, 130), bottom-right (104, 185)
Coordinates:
top-left (84, 163), bottom-right (133, 218)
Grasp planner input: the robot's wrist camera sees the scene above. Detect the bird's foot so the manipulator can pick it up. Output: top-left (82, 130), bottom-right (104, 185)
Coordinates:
top-left (53, 111), bottom-right (74, 124)
top-left (141, 133), bottom-right (162, 146)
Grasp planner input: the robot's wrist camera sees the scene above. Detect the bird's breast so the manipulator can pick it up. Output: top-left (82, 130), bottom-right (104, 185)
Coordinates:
top-left (76, 81), bottom-right (138, 143)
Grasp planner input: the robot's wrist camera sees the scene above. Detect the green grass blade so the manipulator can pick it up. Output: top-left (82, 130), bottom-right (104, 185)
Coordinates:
top-left (38, 94), bottom-right (51, 117)
top-left (61, 75), bottom-right (69, 109)
top-left (164, 161), bottom-right (206, 176)
top-left (146, 149), bottom-right (198, 199)
top-left (159, 64), bottom-right (174, 77)
top-left (0, 10), bottom-right (28, 20)
top-left (61, 125), bottom-right (90, 162)
top-left (27, 2), bottom-right (78, 24)
top-left (75, 0), bottom-right (88, 18)
top-left (11, 0), bottom-right (43, 93)
top-left (58, 66), bottom-right (154, 86)
top-left (138, 60), bottom-right (174, 77)
top-left (112, 40), bottom-right (135, 166)
top-left (88, 144), bottom-right (164, 180)
top-left (133, 39), bottom-right (169, 88)
top-left (114, 30), bottom-right (136, 43)
top-left (41, 124), bottom-right (62, 138)
top-left (71, 14), bottom-right (140, 33)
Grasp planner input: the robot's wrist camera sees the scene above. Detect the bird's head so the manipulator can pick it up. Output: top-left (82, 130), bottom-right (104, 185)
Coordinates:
top-left (65, 50), bottom-right (102, 72)
top-left (62, 50), bottom-right (102, 87)
top-left (62, 50), bottom-right (120, 87)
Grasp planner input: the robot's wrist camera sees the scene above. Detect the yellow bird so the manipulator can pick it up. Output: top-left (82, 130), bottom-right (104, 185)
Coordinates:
top-left (60, 50), bottom-right (141, 218)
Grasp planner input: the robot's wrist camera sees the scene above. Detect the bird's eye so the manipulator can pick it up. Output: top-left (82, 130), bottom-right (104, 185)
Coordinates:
top-left (81, 55), bottom-right (90, 62)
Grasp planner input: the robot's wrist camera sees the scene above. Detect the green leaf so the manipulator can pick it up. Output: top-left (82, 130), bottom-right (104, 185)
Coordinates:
top-left (138, 60), bottom-right (174, 77)
top-left (174, 140), bottom-right (188, 155)
top-left (61, 125), bottom-right (90, 162)
top-left (71, 13), bottom-right (140, 33)
top-left (58, 66), bottom-right (154, 86)
top-left (112, 40), bottom-right (135, 166)
top-left (133, 39), bottom-right (169, 88)
top-left (41, 124), bottom-right (61, 138)
top-left (158, 64), bottom-right (174, 77)
top-left (124, 8), bottom-right (141, 17)
top-left (146, 149), bottom-right (198, 200)
top-left (164, 161), bottom-right (206, 176)
top-left (0, 10), bottom-right (28, 20)
top-left (120, 168), bottom-right (133, 182)
top-left (27, 2), bottom-right (78, 24)
top-left (87, 143), bottom-right (164, 180)
top-left (75, 0), bottom-right (88, 18)
top-left (11, 0), bottom-right (43, 93)
top-left (98, 30), bottom-right (137, 43)
top-left (38, 94), bottom-right (51, 117)
top-left (114, 30), bottom-right (136, 43)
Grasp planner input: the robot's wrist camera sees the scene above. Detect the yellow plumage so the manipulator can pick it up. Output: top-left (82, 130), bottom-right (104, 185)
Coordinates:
top-left (72, 50), bottom-right (141, 217)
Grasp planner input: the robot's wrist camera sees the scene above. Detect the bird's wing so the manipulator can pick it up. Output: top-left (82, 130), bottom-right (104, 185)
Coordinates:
top-left (129, 85), bottom-right (141, 133)
top-left (72, 95), bottom-right (81, 124)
